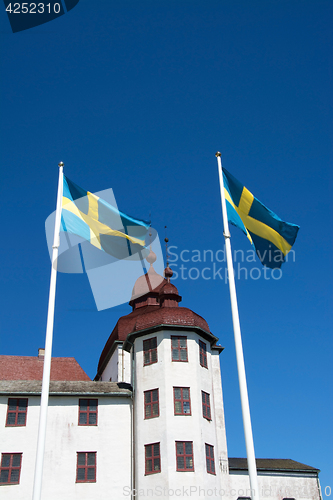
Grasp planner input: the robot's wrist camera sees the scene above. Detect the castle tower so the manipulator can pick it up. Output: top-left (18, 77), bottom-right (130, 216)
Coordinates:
top-left (95, 252), bottom-right (229, 497)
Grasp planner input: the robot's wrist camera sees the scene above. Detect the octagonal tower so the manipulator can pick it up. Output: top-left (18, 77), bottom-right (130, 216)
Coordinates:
top-left (96, 255), bottom-right (228, 498)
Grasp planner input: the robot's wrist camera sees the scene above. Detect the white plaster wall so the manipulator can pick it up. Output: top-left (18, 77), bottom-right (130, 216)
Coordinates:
top-left (100, 343), bottom-right (131, 383)
top-left (118, 347), bottom-right (132, 384)
top-left (100, 344), bottom-right (120, 381)
top-left (133, 328), bottom-right (228, 499)
top-left (211, 349), bottom-right (229, 470)
top-left (0, 394), bottom-right (131, 500)
top-left (226, 472), bottom-right (321, 500)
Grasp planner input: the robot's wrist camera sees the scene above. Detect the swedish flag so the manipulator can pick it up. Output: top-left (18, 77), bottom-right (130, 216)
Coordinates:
top-left (61, 176), bottom-right (150, 260)
top-left (223, 169), bottom-right (299, 268)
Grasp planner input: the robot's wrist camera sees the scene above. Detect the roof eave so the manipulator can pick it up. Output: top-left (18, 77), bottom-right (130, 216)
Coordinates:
top-left (0, 390), bottom-right (131, 397)
top-left (229, 467), bottom-right (320, 473)
top-left (123, 323), bottom-right (219, 352)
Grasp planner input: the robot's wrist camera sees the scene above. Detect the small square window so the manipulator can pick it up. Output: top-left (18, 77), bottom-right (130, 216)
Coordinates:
top-left (145, 443), bottom-right (161, 474)
top-left (199, 340), bottom-right (208, 368)
top-left (144, 389), bottom-right (159, 419)
top-left (202, 391), bottom-right (211, 420)
top-left (78, 399), bottom-right (98, 425)
top-left (173, 387), bottom-right (191, 415)
top-left (176, 441), bottom-right (194, 471)
top-left (6, 399), bottom-right (28, 427)
top-left (143, 337), bottom-right (158, 366)
top-left (171, 336), bottom-right (188, 362)
top-left (205, 444), bottom-right (215, 474)
top-left (76, 452), bottom-right (96, 482)
top-left (0, 453), bottom-right (22, 484)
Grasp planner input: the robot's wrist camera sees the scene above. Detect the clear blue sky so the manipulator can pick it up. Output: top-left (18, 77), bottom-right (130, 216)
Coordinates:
top-left (1, 0), bottom-right (332, 491)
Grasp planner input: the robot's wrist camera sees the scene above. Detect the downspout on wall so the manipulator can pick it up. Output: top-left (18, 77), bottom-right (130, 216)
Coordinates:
top-left (130, 344), bottom-right (135, 500)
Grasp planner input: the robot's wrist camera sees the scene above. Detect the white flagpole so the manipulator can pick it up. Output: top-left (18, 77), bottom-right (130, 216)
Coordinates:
top-left (32, 162), bottom-right (64, 500)
top-left (215, 152), bottom-right (260, 500)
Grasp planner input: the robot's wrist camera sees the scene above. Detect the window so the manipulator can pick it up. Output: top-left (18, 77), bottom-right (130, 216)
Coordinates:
top-left (0, 453), bottom-right (22, 484)
top-left (171, 336), bottom-right (188, 362)
top-left (145, 443), bottom-right (161, 474)
top-left (202, 391), bottom-right (211, 420)
top-left (78, 399), bottom-right (98, 425)
top-left (144, 389), bottom-right (159, 419)
top-left (6, 399), bottom-right (28, 426)
top-left (173, 387), bottom-right (191, 415)
top-left (143, 337), bottom-right (158, 366)
top-left (199, 340), bottom-right (208, 368)
top-left (76, 452), bottom-right (96, 482)
top-left (205, 444), bottom-right (215, 474)
top-left (176, 441), bottom-right (194, 471)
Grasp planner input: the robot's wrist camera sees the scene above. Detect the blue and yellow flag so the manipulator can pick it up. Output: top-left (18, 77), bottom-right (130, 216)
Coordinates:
top-left (223, 169), bottom-right (299, 268)
top-left (61, 176), bottom-right (150, 260)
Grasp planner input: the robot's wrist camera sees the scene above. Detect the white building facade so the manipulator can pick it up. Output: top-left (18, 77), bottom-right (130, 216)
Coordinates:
top-left (0, 380), bottom-right (132, 500)
top-left (0, 261), bottom-right (322, 499)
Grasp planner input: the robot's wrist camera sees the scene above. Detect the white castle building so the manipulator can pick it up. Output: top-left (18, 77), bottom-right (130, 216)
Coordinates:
top-left (0, 253), bottom-right (322, 500)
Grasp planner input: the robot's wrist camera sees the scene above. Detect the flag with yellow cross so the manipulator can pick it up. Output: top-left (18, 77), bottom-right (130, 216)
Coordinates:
top-left (61, 175), bottom-right (150, 261)
top-left (222, 169), bottom-right (299, 269)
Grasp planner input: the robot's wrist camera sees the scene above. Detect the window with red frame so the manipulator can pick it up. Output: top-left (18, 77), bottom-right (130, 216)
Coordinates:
top-left (143, 337), bottom-right (158, 366)
top-left (6, 398), bottom-right (28, 426)
top-left (144, 389), bottom-right (159, 419)
top-left (176, 441), bottom-right (194, 471)
top-left (171, 336), bottom-right (188, 362)
top-left (205, 444), bottom-right (215, 474)
top-left (199, 340), bottom-right (208, 368)
top-left (202, 391), bottom-right (211, 420)
top-left (78, 399), bottom-right (98, 425)
top-left (173, 387), bottom-right (191, 415)
top-left (145, 443), bottom-right (161, 474)
top-left (76, 452), bottom-right (96, 482)
top-left (0, 453), bottom-right (22, 484)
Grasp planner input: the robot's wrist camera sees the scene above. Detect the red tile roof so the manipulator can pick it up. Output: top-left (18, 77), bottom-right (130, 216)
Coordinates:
top-left (97, 304), bottom-right (211, 374)
top-left (96, 266), bottom-right (220, 378)
top-left (0, 355), bottom-right (91, 381)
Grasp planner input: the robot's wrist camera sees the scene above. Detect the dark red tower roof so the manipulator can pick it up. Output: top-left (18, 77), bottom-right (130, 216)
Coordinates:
top-left (96, 258), bottom-right (221, 379)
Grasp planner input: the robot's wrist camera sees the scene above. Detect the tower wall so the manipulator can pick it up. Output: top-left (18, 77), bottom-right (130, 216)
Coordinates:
top-left (133, 328), bottom-right (228, 498)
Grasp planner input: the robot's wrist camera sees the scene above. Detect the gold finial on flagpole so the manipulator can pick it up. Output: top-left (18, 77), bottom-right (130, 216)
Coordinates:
top-left (215, 152), bottom-right (221, 157)
top-left (58, 162), bottom-right (64, 168)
